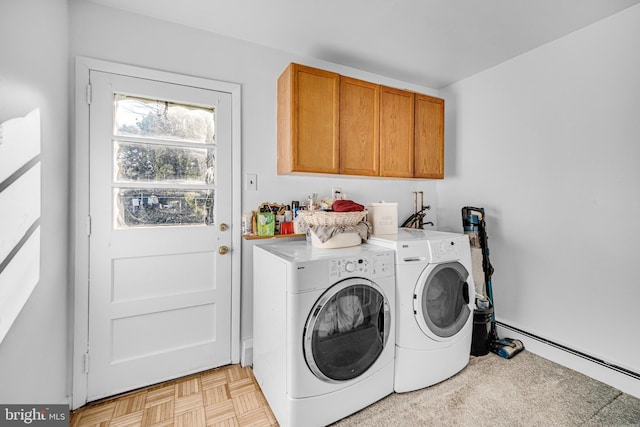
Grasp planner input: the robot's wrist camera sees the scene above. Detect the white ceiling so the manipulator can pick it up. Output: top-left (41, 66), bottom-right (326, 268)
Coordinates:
top-left (85, 0), bottom-right (640, 89)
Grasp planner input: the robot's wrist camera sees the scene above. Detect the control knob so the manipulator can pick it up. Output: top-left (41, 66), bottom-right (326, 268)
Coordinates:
top-left (344, 261), bottom-right (356, 272)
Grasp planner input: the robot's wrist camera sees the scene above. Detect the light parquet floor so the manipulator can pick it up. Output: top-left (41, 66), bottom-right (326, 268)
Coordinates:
top-left (70, 365), bottom-right (278, 427)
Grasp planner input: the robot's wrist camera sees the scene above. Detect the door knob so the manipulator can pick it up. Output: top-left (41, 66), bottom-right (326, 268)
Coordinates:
top-left (219, 223), bottom-right (229, 231)
top-left (218, 246), bottom-right (229, 255)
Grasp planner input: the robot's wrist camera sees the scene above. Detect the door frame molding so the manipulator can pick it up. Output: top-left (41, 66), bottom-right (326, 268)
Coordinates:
top-left (71, 57), bottom-right (242, 409)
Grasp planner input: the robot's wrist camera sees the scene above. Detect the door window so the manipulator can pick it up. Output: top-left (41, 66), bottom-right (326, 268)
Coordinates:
top-left (417, 262), bottom-right (470, 338)
top-left (112, 94), bottom-right (216, 228)
top-left (304, 279), bottom-right (390, 382)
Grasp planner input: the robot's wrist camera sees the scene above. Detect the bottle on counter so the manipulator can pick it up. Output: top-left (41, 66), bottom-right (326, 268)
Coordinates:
top-left (242, 212), bottom-right (253, 235)
top-left (284, 205), bottom-right (293, 223)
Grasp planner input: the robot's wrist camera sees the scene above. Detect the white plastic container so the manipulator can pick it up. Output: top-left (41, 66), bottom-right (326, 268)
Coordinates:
top-left (367, 202), bottom-right (398, 235)
top-left (310, 231), bottom-right (361, 248)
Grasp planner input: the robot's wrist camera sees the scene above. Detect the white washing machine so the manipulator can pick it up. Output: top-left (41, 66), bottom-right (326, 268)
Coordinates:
top-left (253, 241), bottom-right (396, 427)
top-left (369, 228), bottom-right (474, 393)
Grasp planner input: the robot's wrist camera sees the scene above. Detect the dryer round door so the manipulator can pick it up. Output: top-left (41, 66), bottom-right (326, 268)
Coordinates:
top-left (413, 261), bottom-right (471, 341)
top-left (303, 277), bottom-right (391, 383)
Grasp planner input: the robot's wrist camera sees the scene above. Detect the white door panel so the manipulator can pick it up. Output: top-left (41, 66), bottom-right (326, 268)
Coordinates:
top-left (87, 71), bottom-right (232, 400)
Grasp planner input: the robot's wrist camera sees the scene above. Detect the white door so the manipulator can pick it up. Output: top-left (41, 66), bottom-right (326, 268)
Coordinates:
top-left (87, 71), bottom-right (232, 400)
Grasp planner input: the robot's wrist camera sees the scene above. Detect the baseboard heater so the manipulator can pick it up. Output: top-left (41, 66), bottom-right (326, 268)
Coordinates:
top-left (496, 321), bottom-right (640, 381)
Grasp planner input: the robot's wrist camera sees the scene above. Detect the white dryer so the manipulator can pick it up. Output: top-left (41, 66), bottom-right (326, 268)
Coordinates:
top-left (369, 229), bottom-right (474, 393)
top-left (253, 241), bottom-right (395, 427)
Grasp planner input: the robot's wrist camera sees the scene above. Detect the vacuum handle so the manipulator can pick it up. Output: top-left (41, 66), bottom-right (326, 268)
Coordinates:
top-left (462, 206), bottom-right (485, 217)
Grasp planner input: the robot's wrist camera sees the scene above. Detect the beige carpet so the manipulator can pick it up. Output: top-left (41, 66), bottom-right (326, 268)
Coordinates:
top-left (334, 350), bottom-right (640, 426)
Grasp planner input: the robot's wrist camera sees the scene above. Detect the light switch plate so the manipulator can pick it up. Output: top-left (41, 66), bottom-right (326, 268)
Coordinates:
top-left (245, 173), bottom-right (257, 191)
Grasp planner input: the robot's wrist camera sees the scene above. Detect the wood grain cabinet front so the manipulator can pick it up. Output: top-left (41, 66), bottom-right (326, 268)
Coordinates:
top-left (277, 63), bottom-right (340, 174)
top-left (414, 94), bottom-right (444, 179)
top-left (339, 76), bottom-right (380, 176)
top-left (277, 63), bottom-right (444, 179)
top-left (380, 86), bottom-right (415, 178)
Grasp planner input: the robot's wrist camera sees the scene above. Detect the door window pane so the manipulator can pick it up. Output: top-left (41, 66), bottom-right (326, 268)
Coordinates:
top-left (115, 188), bottom-right (214, 228)
top-left (112, 93), bottom-right (217, 229)
top-left (114, 94), bottom-right (214, 144)
top-left (114, 141), bottom-right (215, 185)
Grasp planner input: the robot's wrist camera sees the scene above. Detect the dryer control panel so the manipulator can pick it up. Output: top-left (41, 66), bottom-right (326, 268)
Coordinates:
top-left (428, 236), bottom-right (466, 263)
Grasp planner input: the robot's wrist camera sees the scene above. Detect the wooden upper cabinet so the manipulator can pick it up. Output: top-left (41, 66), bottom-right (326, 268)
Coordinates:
top-left (339, 77), bottom-right (380, 176)
top-left (379, 86), bottom-right (415, 178)
top-left (277, 63), bottom-right (444, 179)
top-left (414, 94), bottom-right (444, 179)
top-left (277, 63), bottom-right (340, 174)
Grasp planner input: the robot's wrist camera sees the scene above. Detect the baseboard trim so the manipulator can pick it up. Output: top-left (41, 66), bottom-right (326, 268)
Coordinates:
top-left (241, 339), bottom-right (253, 367)
top-left (495, 322), bottom-right (640, 399)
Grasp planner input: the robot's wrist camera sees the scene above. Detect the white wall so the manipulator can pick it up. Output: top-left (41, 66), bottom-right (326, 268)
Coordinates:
top-left (69, 0), bottom-right (439, 344)
top-left (439, 4), bottom-right (640, 380)
top-left (0, 0), bottom-right (69, 404)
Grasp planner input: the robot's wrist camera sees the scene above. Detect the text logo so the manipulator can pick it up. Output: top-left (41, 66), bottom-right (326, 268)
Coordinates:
top-left (1, 405), bottom-right (68, 426)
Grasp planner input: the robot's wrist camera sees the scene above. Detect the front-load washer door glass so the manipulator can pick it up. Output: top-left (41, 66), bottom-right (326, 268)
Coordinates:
top-left (303, 278), bottom-right (391, 383)
top-left (414, 262), bottom-right (470, 340)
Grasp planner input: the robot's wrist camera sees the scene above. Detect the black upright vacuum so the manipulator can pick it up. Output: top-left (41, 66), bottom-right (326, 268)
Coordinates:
top-left (462, 207), bottom-right (523, 359)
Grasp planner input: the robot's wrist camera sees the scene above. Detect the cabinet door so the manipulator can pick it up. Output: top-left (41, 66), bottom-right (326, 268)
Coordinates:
top-left (415, 94), bottom-right (444, 179)
top-left (379, 86), bottom-right (414, 178)
top-left (339, 77), bottom-right (380, 176)
top-left (277, 63), bottom-right (340, 174)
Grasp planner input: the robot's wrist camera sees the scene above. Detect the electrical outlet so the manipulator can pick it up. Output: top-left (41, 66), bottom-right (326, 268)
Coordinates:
top-left (331, 187), bottom-right (342, 199)
top-left (245, 173), bottom-right (257, 191)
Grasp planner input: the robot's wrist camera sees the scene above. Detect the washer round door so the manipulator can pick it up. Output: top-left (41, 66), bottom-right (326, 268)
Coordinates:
top-left (303, 277), bottom-right (391, 383)
top-left (413, 261), bottom-right (471, 341)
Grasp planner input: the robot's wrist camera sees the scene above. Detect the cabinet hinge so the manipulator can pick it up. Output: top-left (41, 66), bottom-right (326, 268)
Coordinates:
top-left (84, 352), bottom-right (90, 374)
top-left (87, 215), bottom-right (92, 236)
top-left (86, 84), bottom-right (92, 105)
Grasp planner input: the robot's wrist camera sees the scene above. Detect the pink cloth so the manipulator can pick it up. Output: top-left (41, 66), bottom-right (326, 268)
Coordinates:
top-left (331, 200), bottom-right (365, 212)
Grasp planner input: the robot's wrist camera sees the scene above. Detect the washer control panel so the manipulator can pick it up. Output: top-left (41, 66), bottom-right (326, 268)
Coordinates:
top-left (370, 250), bottom-right (394, 278)
top-left (329, 256), bottom-right (370, 278)
top-left (328, 250), bottom-right (394, 279)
